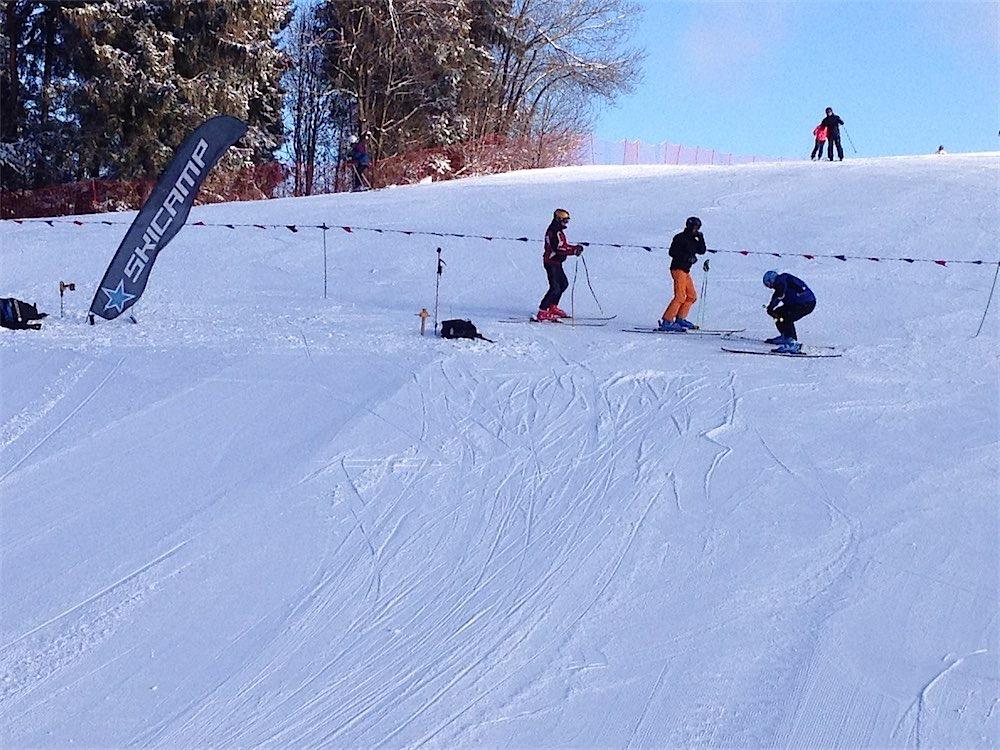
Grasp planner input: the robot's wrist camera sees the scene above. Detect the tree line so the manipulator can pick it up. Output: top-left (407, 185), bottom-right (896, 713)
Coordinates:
top-left (1, 0), bottom-right (641, 196)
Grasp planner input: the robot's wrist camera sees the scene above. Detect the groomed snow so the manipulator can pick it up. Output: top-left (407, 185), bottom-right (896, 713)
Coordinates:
top-left (2, 153), bottom-right (998, 748)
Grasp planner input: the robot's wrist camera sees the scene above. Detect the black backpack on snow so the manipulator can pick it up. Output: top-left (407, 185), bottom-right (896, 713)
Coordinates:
top-left (439, 319), bottom-right (493, 343)
top-left (0, 298), bottom-right (48, 330)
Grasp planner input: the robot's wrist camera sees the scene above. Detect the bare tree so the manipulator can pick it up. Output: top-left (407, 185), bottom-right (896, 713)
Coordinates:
top-left (284, 3), bottom-right (345, 195)
top-left (470, 0), bottom-right (643, 140)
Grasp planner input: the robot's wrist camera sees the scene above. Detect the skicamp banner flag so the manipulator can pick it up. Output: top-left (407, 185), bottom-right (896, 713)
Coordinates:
top-left (89, 115), bottom-right (248, 322)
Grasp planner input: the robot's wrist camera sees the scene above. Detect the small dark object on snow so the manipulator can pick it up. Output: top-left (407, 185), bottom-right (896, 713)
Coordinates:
top-left (1, 298), bottom-right (48, 330)
top-left (439, 319), bottom-right (494, 343)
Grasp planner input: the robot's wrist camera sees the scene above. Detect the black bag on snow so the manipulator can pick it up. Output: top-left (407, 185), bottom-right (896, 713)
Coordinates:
top-left (0, 298), bottom-right (48, 330)
top-left (439, 319), bottom-right (493, 343)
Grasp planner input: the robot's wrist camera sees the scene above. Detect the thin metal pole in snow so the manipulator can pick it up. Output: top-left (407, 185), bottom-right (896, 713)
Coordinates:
top-left (433, 247), bottom-right (445, 334)
top-left (321, 224), bottom-right (328, 299)
top-left (974, 261), bottom-right (1000, 337)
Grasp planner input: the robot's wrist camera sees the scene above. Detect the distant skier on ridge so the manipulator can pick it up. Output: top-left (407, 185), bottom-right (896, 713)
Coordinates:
top-left (762, 270), bottom-right (816, 353)
top-left (820, 107), bottom-right (845, 161)
top-left (658, 216), bottom-right (707, 332)
top-left (536, 209), bottom-right (583, 322)
top-left (811, 122), bottom-right (828, 161)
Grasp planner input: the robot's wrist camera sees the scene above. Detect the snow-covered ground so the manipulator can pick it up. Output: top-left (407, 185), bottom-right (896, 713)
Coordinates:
top-left (2, 154), bottom-right (998, 748)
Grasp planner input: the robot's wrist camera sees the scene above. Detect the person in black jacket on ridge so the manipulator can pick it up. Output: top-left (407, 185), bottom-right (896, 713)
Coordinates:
top-left (821, 107), bottom-right (845, 161)
top-left (658, 216), bottom-right (707, 331)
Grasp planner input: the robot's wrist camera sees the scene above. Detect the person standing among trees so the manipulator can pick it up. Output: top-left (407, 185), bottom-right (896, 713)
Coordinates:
top-left (346, 132), bottom-right (371, 191)
top-left (821, 107), bottom-right (845, 161)
top-left (536, 209), bottom-right (583, 321)
top-left (658, 216), bottom-right (707, 331)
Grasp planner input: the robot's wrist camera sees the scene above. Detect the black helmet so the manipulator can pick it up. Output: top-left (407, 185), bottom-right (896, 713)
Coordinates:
top-left (685, 216), bottom-right (702, 230)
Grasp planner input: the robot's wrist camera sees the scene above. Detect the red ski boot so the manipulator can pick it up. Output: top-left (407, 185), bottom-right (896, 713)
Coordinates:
top-left (548, 305), bottom-right (570, 318)
top-left (535, 308), bottom-right (561, 322)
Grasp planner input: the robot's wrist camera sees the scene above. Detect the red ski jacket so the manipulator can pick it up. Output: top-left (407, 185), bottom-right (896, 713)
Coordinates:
top-left (813, 125), bottom-right (828, 142)
top-left (543, 224), bottom-right (581, 265)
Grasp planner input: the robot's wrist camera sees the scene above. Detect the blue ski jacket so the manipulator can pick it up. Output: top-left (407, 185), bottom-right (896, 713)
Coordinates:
top-left (767, 273), bottom-right (815, 312)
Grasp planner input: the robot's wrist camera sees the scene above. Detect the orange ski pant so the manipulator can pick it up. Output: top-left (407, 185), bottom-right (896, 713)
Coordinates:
top-left (663, 269), bottom-right (697, 321)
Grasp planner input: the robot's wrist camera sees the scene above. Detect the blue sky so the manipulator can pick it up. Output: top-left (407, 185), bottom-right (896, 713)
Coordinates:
top-left (594, 1), bottom-right (1000, 157)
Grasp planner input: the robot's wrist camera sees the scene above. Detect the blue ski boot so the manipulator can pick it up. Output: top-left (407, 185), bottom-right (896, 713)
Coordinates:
top-left (658, 318), bottom-right (686, 332)
top-left (765, 335), bottom-right (791, 345)
top-left (675, 317), bottom-right (697, 330)
top-left (773, 341), bottom-right (802, 354)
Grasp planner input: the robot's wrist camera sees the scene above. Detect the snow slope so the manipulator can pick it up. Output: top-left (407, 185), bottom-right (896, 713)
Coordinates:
top-left (2, 154), bottom-right (998, 748)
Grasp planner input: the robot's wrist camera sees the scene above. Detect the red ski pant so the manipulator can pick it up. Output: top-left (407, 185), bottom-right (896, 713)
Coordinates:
top-left (663, 269), bottom-right (697, 321)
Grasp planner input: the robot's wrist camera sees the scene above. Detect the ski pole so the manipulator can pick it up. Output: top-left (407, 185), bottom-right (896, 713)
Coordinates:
top-left (571, 256), bottom-right (579, 326)
top-left (843, 127), bottom-right (858, 155)
top-left (697, 258), bottom-right (710, 327)
top-left (974, 260), bottom-right (1000, 338)
top-left (579, 254), bottom-right (605, 314)
top-left (433, 247), bottom-right (445, 334)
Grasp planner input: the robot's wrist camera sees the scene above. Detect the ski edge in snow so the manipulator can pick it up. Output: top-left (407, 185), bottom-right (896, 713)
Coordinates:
top-left (721, 334), bottom-right (839, 351)
top-left (623, 327), bottom-right (746, 336)
top-left (721, 346), bottom-right (843, 359)
top-left (497, 317), bottom-right (608, 327)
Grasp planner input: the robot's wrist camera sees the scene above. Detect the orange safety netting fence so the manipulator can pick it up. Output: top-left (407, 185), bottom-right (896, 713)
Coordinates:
top-left (576, 136), bottom-right (799, 166)
top-left (1, 133), bottom-right (799, 219)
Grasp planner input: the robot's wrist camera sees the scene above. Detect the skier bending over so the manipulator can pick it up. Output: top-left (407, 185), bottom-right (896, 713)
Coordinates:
top-left (762, 270), bottom-right (816, 353)
top-left (536, 209), bottom-right (583, 321)
top-left (658, 216), bottom-right (707, 331)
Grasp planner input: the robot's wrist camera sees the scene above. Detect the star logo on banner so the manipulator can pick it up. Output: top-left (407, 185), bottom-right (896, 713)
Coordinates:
top-left (101, 279), bottom-right (136, 313)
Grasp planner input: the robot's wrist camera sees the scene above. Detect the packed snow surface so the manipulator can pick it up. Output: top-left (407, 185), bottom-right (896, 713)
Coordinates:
top-left (2, 154), bottom-right (998, 748)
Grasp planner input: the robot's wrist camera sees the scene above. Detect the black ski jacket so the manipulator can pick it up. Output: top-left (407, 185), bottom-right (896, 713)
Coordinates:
top-left (668, 229), bottom-right (707, 272)
top-left (821, 113), bottom-right (844, 137)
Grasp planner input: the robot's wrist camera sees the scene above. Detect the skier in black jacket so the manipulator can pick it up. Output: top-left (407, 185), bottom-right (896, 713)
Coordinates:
top-left (821, 108), bottom-right (845, 161)
top-left (658, 216), bottom-right (707, 331)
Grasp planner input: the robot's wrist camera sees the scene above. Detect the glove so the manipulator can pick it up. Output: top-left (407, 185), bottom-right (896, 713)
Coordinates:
top-left (766, 307), bottom-right (778, 318)
top-left (574, 245), bottom-right (584, 255)
top-left (702, 259), bottom-right (710, 272)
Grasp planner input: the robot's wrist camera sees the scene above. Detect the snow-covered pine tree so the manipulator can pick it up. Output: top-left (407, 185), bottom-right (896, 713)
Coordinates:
top-left (63, 0), bottom-right (290, 180)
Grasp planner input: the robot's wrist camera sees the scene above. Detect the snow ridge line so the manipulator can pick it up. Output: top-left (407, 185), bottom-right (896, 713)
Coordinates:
top-left (0, 355), bottom-right (126, 485)
top-left (892, 649), bottom-right (990, 748)
top-left (8, 217), bottom-right (997, 267)
top-left (0, 538), bottom-right (191, 652)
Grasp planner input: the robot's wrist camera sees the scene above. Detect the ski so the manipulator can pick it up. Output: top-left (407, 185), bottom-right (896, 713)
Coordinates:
top-left (721, 346), bottom-right (842, 359)
top-left (623, 327), bottom-right (745, 336)
top-left (497, 317), bottom-right (608, 327)
top-left (721, 333), bottom-right (838, 351)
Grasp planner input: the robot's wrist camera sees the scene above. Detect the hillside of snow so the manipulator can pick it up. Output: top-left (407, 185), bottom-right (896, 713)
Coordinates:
top-left (2, 154), bottom-right (998, 748)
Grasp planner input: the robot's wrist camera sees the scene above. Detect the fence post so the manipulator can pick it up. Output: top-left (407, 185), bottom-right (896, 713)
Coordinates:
top-left (711, 149), bottom-right (715, 165)
top-left (675, 144), bottom-right (681, 165)
top-left (694, 147), bottom-right (699, 165)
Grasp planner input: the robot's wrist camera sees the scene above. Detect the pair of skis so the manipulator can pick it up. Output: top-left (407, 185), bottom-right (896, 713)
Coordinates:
top-left (497, 315), bottom-right (616, 327)
top-left (624, 326), bottom-right (842, 358)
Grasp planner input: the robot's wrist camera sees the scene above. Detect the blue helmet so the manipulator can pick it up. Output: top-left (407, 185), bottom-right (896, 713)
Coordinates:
top-left (763, 270), bottom-right (779, 288)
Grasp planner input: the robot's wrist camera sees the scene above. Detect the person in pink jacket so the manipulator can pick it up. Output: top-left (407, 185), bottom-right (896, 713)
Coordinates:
top-left (810, 124), bottom-right (827, 161)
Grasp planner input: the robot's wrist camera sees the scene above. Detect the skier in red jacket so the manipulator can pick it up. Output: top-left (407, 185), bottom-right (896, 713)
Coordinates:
top-left (811, 124), bottom-right (827, 161)
top-left (536, 209), bottom-right (583, 321)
